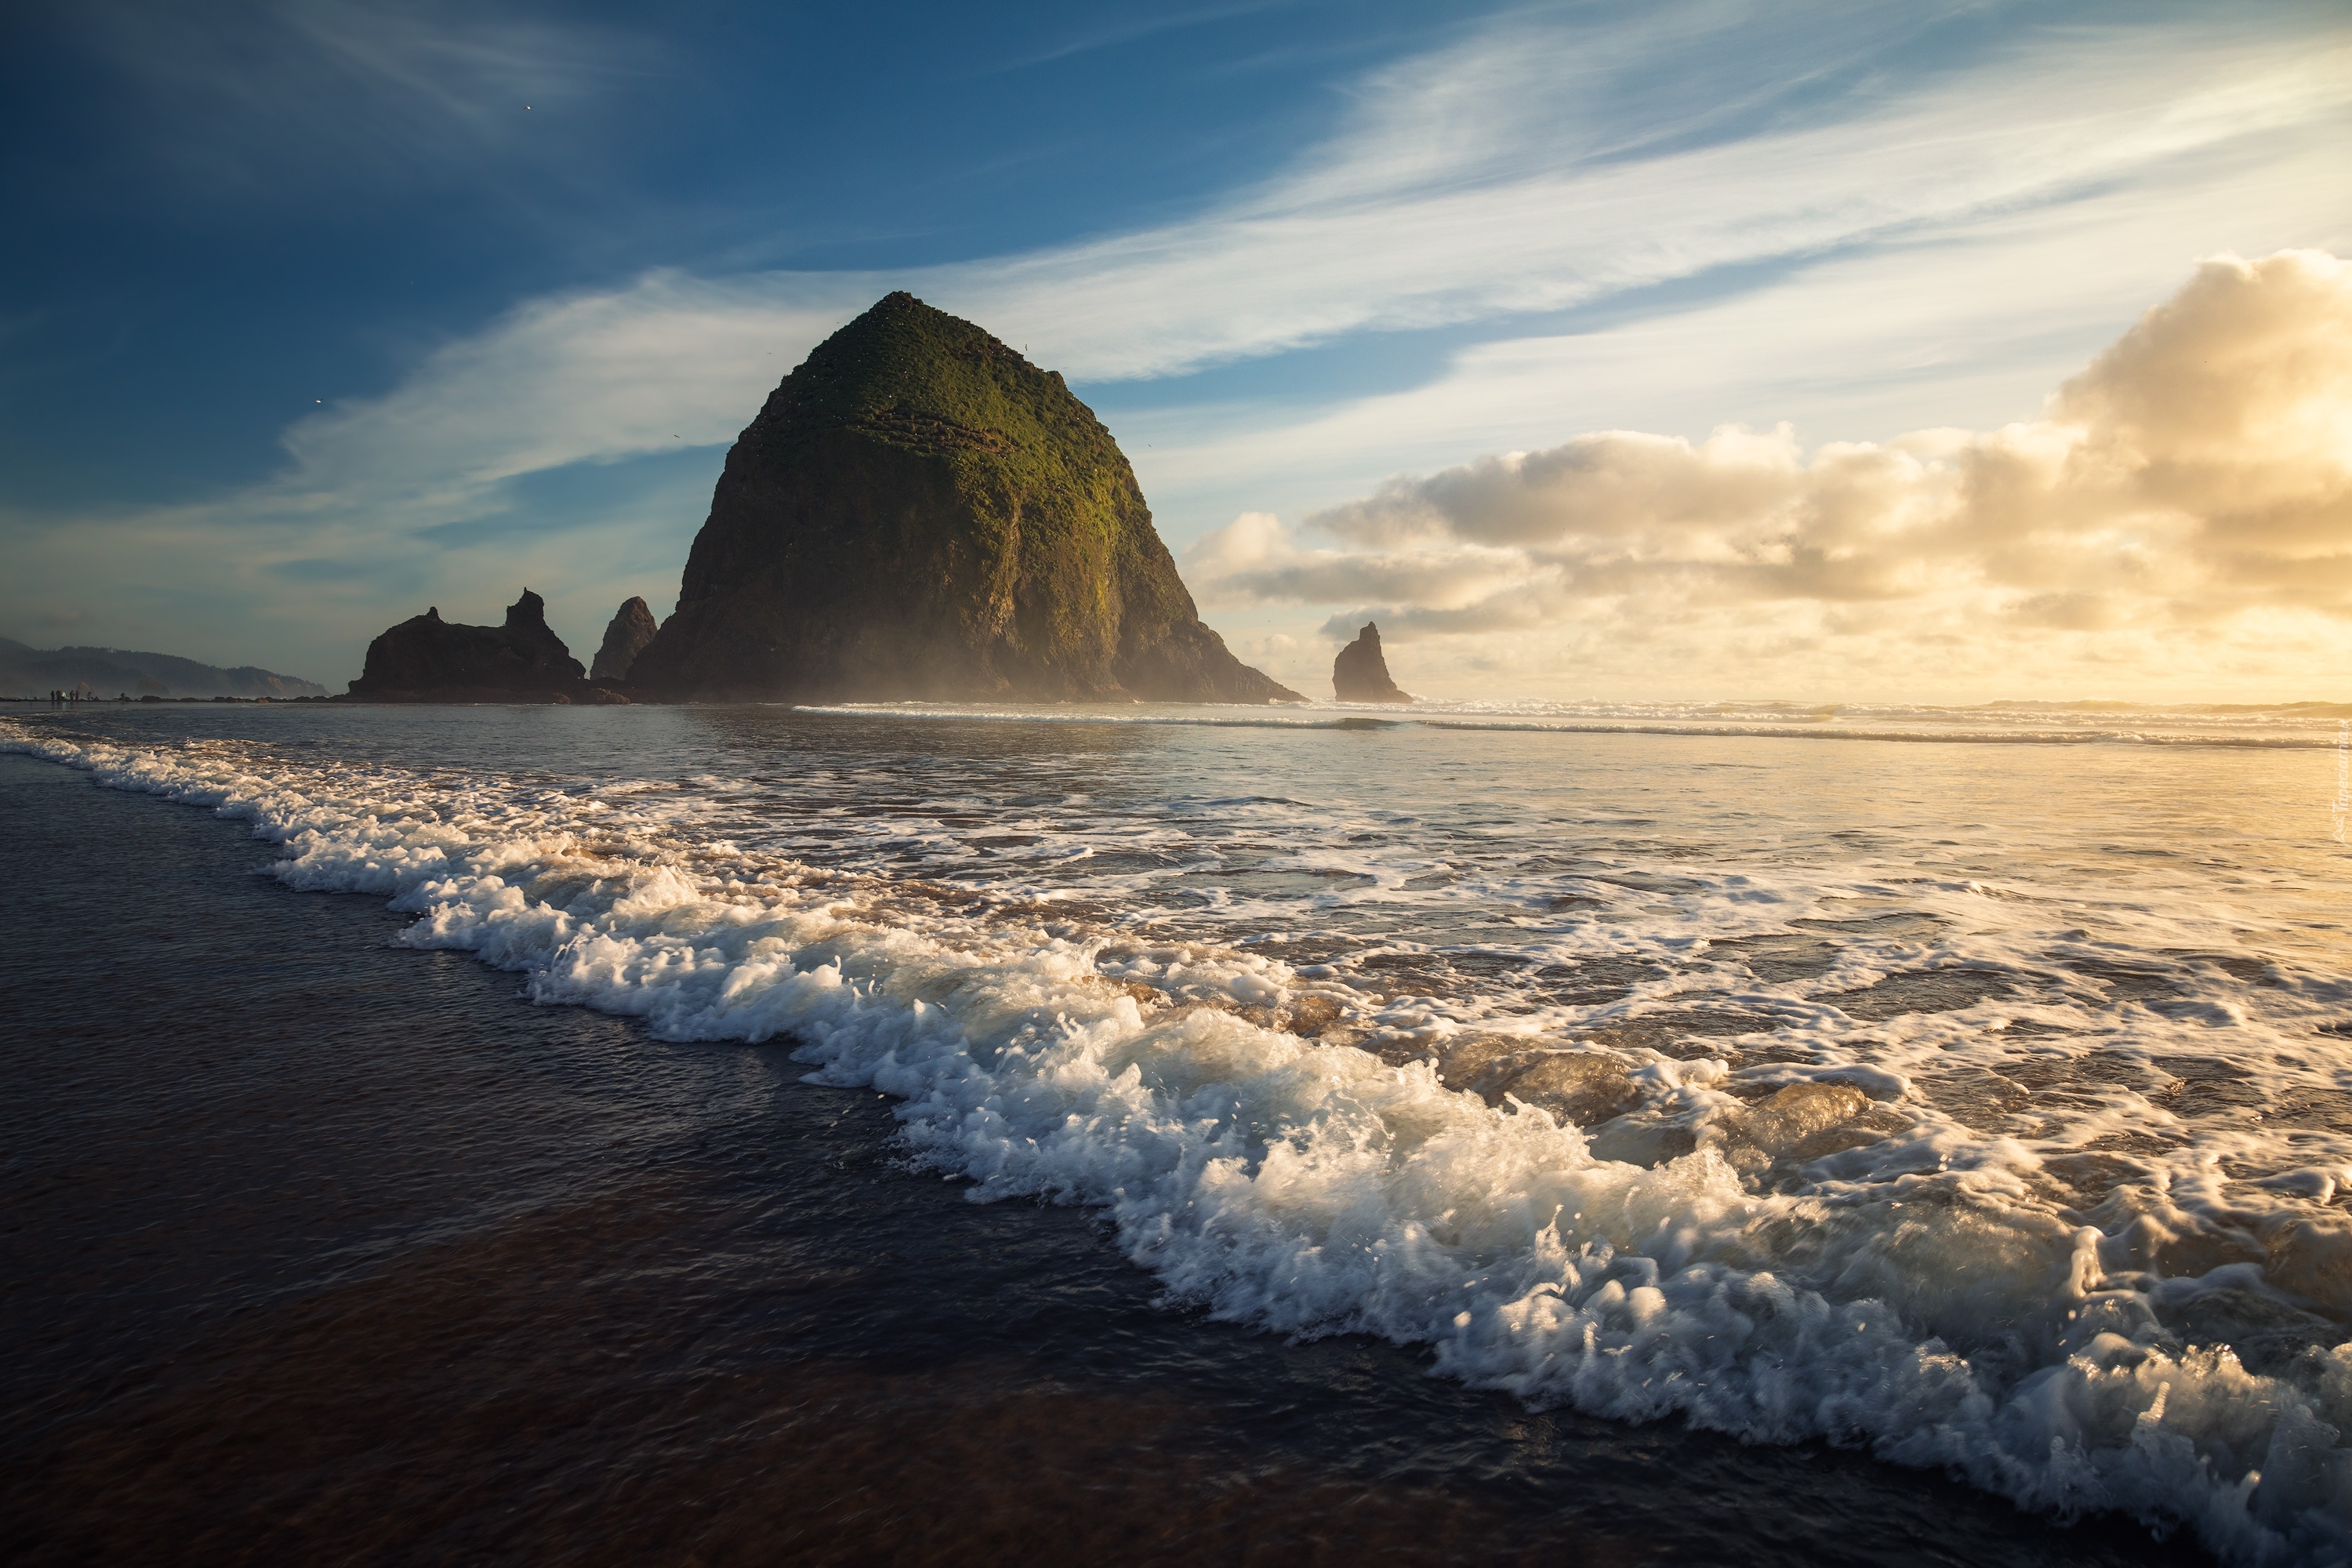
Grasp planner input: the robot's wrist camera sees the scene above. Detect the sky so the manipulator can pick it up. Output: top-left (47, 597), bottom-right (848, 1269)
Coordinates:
top-left (4, 0), bottom-right (2349, 702)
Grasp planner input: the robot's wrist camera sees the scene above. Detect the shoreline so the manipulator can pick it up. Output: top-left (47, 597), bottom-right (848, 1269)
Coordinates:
top-left (0, 746), bottom-right (2210, 1566)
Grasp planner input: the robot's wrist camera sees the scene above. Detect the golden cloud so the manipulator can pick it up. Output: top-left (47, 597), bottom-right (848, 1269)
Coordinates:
top-left (1189, 251), bottom-right (2352, 664)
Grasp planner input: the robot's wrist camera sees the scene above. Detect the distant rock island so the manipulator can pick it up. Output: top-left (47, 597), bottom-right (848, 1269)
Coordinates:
top-left (625, 292), bottom-right (1300, 703)
top-left (0, 635), bottom-right (325, 700)
top-left (1333, 622), bottom-right (1413, 703)
top-left (345, 590), bottom-right (626, 704)
top-left (591, 597), bottom-right (658, 681)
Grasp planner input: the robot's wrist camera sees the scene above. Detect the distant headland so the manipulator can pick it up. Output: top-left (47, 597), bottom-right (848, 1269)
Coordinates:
top-left (343, 292), bottom-right (1301, 706)
top-left (0, 635), bottom-right (325, 701)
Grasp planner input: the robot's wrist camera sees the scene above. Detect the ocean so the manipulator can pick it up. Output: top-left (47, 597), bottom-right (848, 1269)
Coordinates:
top-left (5, 698), bottom-right (2349, 1565)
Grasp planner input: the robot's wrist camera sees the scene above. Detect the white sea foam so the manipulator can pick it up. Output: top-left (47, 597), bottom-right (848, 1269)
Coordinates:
top-left (10, 716), bottom-right (2352, 1564)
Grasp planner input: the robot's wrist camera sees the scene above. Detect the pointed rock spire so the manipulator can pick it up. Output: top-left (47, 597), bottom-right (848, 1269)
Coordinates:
top-left (591, 596), bottom-right (659, 681)
top-left (1333, 622), bottom-right (1412, 703)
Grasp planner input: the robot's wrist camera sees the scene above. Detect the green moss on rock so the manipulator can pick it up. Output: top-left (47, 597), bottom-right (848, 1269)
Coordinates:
top-left (629, 292), bottom-right (1301, 703)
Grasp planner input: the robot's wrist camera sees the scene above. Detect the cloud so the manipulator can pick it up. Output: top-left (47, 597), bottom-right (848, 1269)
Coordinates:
top-left (282, 271), bottom-right (869, 498)
top-left (1185, 510), bottom-right (1534, 608)
top-left (987, 0), bottom-right (1303, 72)
top-left (933, 9), bottom-right (2352, 382)
top-left (67, 0), bottom-right (655, 197)
top-left (164, 5), bottom-right (2352, 512)
top-left (9, 4), bottom-right (2351, 688)
top-left (1116, 116), bottom-right (2352, 524)
top-left (1184, 251), bottom-right (2352, 693)
top-left (161, 2), bottom-right (2352, 409)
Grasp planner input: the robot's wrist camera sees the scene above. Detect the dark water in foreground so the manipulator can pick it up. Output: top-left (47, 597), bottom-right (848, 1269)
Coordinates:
top-left (0, 748), bottom-right (2210, 1565)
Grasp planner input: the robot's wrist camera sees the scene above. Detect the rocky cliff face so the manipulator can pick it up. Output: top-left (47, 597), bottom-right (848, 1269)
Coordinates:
top-left (590, 597), bottom-right (659, 681)
top-left (347, 590), bottom-right (613, 703)
top-left (1333, 622), bottom-right (1412, 703)
top-left (628, 292), bottom-right (1300, 704)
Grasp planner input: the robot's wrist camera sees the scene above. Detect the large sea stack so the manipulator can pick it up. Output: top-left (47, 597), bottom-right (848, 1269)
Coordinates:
top-left (627, 292), bottom-right (1301, 704)
top-left (1333, 622), bottom-right (1413, 703)
top-left (346, 590), bottom-right (618, 703)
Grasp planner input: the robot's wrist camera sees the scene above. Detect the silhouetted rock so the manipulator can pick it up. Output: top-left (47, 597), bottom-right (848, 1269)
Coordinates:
top-left (590, 596), bottom-right (659, 681)
top-left (345, 590), bottom-right (617, 703)
top-left (1333, 622), bottom-right (1412, 703)
top-left (628, 292), bottom-right (1301, 704)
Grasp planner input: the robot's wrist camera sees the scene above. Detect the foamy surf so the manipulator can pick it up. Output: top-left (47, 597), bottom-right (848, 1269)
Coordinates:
top-left (10, 717), bottom-right (2352, 1566)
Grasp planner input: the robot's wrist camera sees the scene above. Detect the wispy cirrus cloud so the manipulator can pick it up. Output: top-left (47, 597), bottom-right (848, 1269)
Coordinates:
top-left (985, 0), bottom-right (1309, 73)
top-left (65, 0), bottom-right (659, 197)
top-left (942, 9), bottom-right (2352, 380)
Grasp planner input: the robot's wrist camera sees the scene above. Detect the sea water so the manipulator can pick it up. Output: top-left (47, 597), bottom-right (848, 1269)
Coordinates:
top-left (6, 699), bottom-right (2350, 1563)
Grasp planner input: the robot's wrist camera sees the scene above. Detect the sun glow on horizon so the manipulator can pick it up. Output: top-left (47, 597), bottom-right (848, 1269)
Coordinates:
top-left (1190, 252), bottom-right (2352, 705)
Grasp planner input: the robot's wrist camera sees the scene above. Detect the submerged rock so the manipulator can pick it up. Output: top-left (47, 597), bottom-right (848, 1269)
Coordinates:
top-left (1333, 622), bottom-right (1412, 703)
top-left (590, 595), bottom-right (659, 681)
top-left (1434, 1038), bottom-right (1642, 1125)
top-left (1508, 1052), bottom-right (1642, 1125)
top-left (1708, 1082), bottom-right (1878, 1181)
top-left (1435, 1033), bottom-right (1537, 1096)
top-left (1735, 1082), bottom-right (1870, 1155)
top-left (628, 292), bottom-right (1301, 704)
top-left (346, 590), bottom-right (611, 704)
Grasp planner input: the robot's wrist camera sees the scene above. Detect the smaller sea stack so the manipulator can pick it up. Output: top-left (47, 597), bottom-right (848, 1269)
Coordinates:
top-left (1333, 622), bottom-right (1412, 703)
top-left (347, 590), bottom-right (622, 703)
top-left (590, 596), bottom-right (659, 681)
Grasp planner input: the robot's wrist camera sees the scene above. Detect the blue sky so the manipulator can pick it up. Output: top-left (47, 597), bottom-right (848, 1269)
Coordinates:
top-left (5, 0), bottom-right (2350, 699)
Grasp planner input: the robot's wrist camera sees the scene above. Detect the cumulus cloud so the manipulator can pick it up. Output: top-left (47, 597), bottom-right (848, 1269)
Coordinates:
top-left (1185, 510), bottom-right (1535, 611)
top-left (1185, 252), bottom-right (2352, 691)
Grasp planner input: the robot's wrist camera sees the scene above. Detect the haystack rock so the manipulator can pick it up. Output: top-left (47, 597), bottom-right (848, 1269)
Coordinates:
top-left (626, 292), bottom-right (1301, 704)
top-left (590, 595), bottom-right (659, 681)
top-left (1333, 622), bottom-right (1412, 703)
top-left (346, 590), bottom-right (621, 703)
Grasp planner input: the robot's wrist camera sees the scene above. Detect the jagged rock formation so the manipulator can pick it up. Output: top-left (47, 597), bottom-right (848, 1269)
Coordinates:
top-left (0, 635), bottom-right (325, 699)
top-left (345, 590), bottom-right (621, 703)
top-left (590, 596), bottom-right (659, 681)
top-left (1333, 622), bottom-right (1412, 703)
top-left (628, 292), bottom-right (1301, 704)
